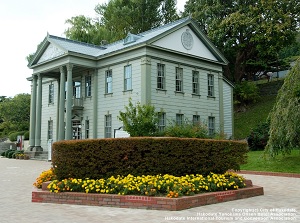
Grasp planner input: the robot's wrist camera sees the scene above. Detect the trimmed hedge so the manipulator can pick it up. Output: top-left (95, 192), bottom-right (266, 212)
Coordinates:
top-left (52, 137), bottom-right (248, 181)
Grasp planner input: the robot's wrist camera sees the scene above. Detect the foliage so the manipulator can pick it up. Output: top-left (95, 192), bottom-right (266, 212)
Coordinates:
top-left (33, 168), bottom-right (56, 189)
top-left (52, 138), bottom-right (248, 180)
top-left (0, 94), bottom-right (30, 136)
top-left (247, 121), bottom-right (270, 151)
top-left (65, 0), bottom-right (178, 44)
top-left (163, 119), bottom-right (209, 138)
top-left (241, 150), bottom-right (300, 173)
top-left (47, 172), bottom-right (246, 198)
top-left (234, 81), bottom-right (260, 105)
top-left (183, 0), bottom-right (300, 82)
top-left (266, 59), bottom-right (300, 156)
top-left (118, 99), bottom-right (159, 136)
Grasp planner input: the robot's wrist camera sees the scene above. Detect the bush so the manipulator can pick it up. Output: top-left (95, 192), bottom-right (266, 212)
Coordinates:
top-left (52, 138), bottom-right (248, 181)
top-left (247, 121), bottom-right (270, 151)
top-left (24, 131), bottom-right (29, 140)
top-left (1, 151), bottom-right (5, 156)
top-left (8, 132), bottom-right (18, 142)
top-left (162, 120), bottom-right (209, 138)
top-left (234, 81), bottom-right (260, 105)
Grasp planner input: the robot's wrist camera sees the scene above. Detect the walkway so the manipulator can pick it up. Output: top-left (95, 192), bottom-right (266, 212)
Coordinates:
top-left (0, 158), bottom-right (299, 223)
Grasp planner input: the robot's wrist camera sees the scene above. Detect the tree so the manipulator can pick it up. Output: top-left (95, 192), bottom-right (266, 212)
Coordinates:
top-left (118, 98), bottom-right (159, 136)
top-left (183, 0), bottom-right (300, 82)
top-left (266, 58), bottom-right (300, 156)
top-left (65, 0), bottom-right (178, 44)
top-left (0, 94), bottom-right (31, 135)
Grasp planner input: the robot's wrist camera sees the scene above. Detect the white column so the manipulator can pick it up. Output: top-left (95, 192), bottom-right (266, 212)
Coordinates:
top-left (29, 74), bottom-right (37, 150)
top-left (93, 69), bottom-right (98, 138)
top-left (58, 67), bottom-right (66, 140)
top-left (65, 64), bottom-right (73, 140)
top-left (34, 73), bottom-right (43, 151)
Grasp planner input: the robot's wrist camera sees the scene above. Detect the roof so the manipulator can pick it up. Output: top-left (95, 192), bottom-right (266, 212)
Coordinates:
top-left (29, 17), bottom-right (228, 67)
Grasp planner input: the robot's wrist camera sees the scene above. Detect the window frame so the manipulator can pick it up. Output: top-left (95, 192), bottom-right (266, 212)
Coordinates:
top-left (124, 65), bottom-right (132, 91)
top-left (208, 116), bottom-right (215, 136)
top-left (158, 112), bottom-right (166, 132)
top-left (157, 63), bottom-right (165, 90)
top-left (48, 83), bottom-right (54, 104)
top-left (192, 71), bottom-right (200, 95)
top-left (85, 120), bottom-right (90, 139)
top-left (85, 75), bottom-right (92, 97)
top-left (207, 74), bottom-right (214, 97)
top-left (175, 67), bottom-right (183, 92)
top-left (176, 113), bottom-right (184, 125)
top-left (47, 120), bottom-right (53, 140)
top-left (105, 114), bottom-right (112, 138)
top-left (192, 115), bottom-right (200, 125)
top-left (105, 69), bottom-right (113, 94)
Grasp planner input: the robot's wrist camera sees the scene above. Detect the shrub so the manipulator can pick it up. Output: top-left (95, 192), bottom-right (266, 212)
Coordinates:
top-left (33, 168), bottom-right (56, 189)
top-left (163, 120), bottom-right (209, 138)
top-left (1, 151), bottom-right (5, 156)
top-left (24, 131), bottom-right (29, 140)
top-left (8, 132), bottom-right (18, 142)
top-left (234, 81), bottom-right (260, 105)
top-left (52, 138), bottom-right (248, 180)
top-left (247, 121), bottom-right (270, 151)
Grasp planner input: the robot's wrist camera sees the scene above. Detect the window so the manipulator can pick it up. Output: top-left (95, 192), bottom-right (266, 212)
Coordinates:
top-left (124, 65), bottom-right (132, 91)
top-left (208, 116), bottom-right (215, 136)
top-left (193, 115), bottom-right (200, 125)
top-left (72, 120), bottom-right (81, 139)
top-left (157, 64), bottom-right (165, 89)
top-left (158, 112), bottom-right (166, 132)
top-left (176, 114), bottom-right (184, 125)
top-left (208, 74), bottom-right (214, 97)
top-left (175, 67), bottom-right (183, 92)
top-left (105, 114), bottom-right (112, 138)
top-left (85, 75), bottom-right (92, 97)
top-left (85, 120), bottom-right (90, 139)
top-left (105, 70), bottom-right (112, 94)
top-left (48, 83), bottom-right (54, 104)
top-left (192, 71), bottom-right (199, 95)
top-left (73, 81), bottom-right (81, 98)
top-left (48, 120), bottom-right (53, 140)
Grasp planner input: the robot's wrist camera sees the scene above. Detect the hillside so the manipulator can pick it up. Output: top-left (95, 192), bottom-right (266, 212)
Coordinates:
top-left (234, 80), bottom-right (283, 139)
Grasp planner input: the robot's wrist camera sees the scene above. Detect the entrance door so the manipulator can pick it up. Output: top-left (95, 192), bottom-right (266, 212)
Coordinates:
top-left (72, 120), bottom-right (81, 139)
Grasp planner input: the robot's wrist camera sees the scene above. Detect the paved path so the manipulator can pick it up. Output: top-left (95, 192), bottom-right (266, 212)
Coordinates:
top-left (0, 157), bottom-right (299, 223)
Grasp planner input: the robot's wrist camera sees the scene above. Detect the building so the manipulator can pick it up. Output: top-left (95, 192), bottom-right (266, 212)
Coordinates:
top-left (27, 17), bottom-right (233, 152)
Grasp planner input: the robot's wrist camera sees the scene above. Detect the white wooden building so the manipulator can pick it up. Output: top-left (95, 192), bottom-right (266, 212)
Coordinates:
top-left (27, 17), bottom-right (233, 152)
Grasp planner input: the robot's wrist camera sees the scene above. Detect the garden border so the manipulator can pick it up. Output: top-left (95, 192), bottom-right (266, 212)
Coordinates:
top-left (32, 180), bottom-right (264, 211)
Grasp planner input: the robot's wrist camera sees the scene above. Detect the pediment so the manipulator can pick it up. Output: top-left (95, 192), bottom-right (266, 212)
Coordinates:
top-left (37, 43), bottom-right (65, 64)
top-left (152, 26), bottom-right (218, 61)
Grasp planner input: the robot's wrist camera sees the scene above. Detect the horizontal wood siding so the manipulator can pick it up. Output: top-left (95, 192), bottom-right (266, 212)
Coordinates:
top-left (223, 81), bottom-right (233, 138)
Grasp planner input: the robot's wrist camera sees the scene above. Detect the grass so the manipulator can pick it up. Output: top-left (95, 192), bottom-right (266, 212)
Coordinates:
top-left (234, 95), bottom-right (277, 139)
top-left (241, 150), bottom-right (300, 173)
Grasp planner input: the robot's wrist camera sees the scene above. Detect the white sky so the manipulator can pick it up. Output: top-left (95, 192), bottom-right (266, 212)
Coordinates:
top-left (0, 0), bottom-right (187, 98)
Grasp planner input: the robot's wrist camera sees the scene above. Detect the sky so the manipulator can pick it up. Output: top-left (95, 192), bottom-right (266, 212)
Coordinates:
top-left (0, 0), bottom-right (187, 98)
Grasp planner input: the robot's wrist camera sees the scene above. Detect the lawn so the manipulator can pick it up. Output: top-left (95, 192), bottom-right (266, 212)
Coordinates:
top-left (241, 150), bottom-right (300, 173)
top-left (234, 95), bottom-right (277, 139)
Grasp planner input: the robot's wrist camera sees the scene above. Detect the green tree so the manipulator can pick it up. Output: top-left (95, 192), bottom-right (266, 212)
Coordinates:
top-left (183, 0), bottom-right (300, 82)
top-left (118, 99), bottom-right (159, 136)
top-left (0, 94), bottom-right (31, 135)
top-left (266, 58), bottom-right (300, 156)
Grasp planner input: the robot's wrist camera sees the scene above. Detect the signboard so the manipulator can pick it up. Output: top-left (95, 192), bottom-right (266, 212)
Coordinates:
top-left (114, 130), bottom-right (130, 138)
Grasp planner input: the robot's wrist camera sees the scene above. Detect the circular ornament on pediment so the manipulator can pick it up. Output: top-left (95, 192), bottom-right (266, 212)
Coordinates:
top-left (181, 29), bottom-right (193, 50)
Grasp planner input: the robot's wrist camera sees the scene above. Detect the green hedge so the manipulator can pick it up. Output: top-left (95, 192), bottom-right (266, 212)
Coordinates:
top-left (52, 137), bottom-right (248, 180)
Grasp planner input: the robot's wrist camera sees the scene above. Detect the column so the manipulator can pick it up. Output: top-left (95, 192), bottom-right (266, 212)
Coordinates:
top-left (29, 74), bottom-right (37, 150)
top-left (140, 57), bottom-right (151, 105)
top-left (34, 73), bottom-right (43, 151)
top-left (65, 64), bottom-right (73, 140)
top-left (218, 73), bottom-right (224, 134)
top-left (93, 69), bottom-right (98, 138)
top-left (58, 66), bottom-right (66, 140)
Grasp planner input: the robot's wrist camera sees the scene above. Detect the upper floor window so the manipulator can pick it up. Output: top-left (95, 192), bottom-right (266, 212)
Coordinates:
top-left (73, 81), bottom-right (81, 98)
top-left (208, 116), bottom-right (215, 136)
top-left (208, 74), bottom-right (214, 97)
top-left (105, 70), bottom-right (112, 94)
top-left (48, 83), bottom-right (54, 104)
top-left (192, 71), bottom-right (199, 95)
top-left (176, 113), bottom-right (184, 125)
top-left (124, 65), bottom-right (132, 91)
top-left (158, 112), bottom-right (166, 132)
top-left (85, 75), bottom-right (92, 97)
top-left (157, 63), bottom-right (165, 90)
top-left (175, 67), bottom-right (183, 92)
top-left (105, 114), bottom-right (112, 138)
